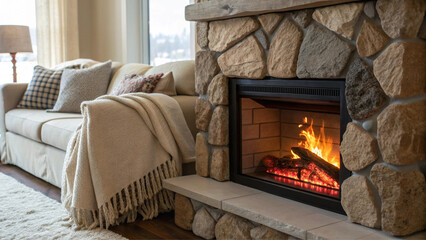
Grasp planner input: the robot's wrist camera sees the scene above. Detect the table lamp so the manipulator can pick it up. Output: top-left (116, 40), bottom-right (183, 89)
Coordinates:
top-left (0, 25), bottom-right (33, 83)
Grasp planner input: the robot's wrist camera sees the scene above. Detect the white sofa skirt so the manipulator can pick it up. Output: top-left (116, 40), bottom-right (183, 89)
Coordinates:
top-left (4, 132), bottom-right (65, 188)
top-left (3, 131), bottom-right (196, 188)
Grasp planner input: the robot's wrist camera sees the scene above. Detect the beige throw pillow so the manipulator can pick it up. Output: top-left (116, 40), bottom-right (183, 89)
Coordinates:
top-left (144, 60), bottom-right (195, 96)
top-left (50, 61), bottom-right (112, 113)
top-left (153, 72), bottom-right (177, 96)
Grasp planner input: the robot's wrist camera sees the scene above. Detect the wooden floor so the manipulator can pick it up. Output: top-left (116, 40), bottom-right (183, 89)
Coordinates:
top-left (0, 163), bottom-right (200, 240)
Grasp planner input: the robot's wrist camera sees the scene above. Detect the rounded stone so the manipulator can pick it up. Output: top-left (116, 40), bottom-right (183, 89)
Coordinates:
top-left (291, 9), bottom-right (314, 28)
top-left (174, 194), bottom-right (195, 230)
top-left (196, 133), bottom-right (210, 177)
top-left (341, 175), bottom-right (380, 228)
top-left (370, 164), bottom-right (426, 236)
top-left (195, 50), bottom-right (220, 95)
top-left (196, 22), bottom-right (209, 48)
top-left (346, 57), bottom-right (388, 120)
top-left (210, 148), bottom-right (229, 182)
top-left (296, 24), bottom-right (354, 79)
top-left (376, 0), bottom-right (426, 38)
top-left (268, 19), bottom-right (303, 78)
top-left (208, 17), bottom-right (259, 52)
top-left (356, 19), bottom-right (390, 57)
top-left (195, 97), bottom-right (213, 131)
top-left (215, 213), bottom-right (254, 240)
top-left (192, 207), bottom-right (216, 240)
top-left (257, 13), bottom-right (283, 34)
top-left (217, 35), bottom-right (266, 79)
top-left (208, 106), bottom-right (229, 146)
top-left (377, 100), bottom-right (426, 165)
top-left (207, 74), bottom-right (228, 106)
top-left (312, 2), bottom-right (364, 39)
top-left (340, 123), bottom-right (379, 171)
top-left (373, 42), bottom-right (426, 98)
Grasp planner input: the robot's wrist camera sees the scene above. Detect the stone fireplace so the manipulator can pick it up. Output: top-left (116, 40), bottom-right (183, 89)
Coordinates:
top-left (190, 0), bottom-right (425, 237)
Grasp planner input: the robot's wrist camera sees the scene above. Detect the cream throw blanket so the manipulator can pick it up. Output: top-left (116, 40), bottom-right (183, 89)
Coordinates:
top-left (61, 93), bottom-right (195, 229)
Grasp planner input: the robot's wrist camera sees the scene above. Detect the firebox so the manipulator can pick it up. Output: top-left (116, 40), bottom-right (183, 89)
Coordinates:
top-left (229, 79), bottom-right (351, 214)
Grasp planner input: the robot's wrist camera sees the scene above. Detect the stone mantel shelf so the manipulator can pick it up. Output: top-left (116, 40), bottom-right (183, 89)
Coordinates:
top-left (185, 0), bottom-right (362, 21)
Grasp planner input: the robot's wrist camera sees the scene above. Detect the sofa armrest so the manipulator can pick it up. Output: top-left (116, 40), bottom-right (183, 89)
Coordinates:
top-left (0, 83), bottom-right (28, 113)
top-left (0, 83), bottom-right (28, 161)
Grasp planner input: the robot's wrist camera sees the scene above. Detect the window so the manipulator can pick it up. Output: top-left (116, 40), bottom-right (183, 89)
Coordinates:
top-left (146, 0), bottom-right (195, 66)
top-left (0, 0), bottom-right (37, 84)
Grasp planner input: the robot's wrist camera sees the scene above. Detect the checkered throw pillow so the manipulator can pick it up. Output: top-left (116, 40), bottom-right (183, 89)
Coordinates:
top-left (17, 65), bottom-right (80, 109)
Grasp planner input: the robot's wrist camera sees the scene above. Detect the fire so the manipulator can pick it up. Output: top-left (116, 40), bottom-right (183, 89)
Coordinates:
top-left (266, 166), bottom-right (339, 190)
top-left (262, 116), bottom-right (341, 191)
top-left (291, 117), bottom-right (339, 168)
top-left (271, 175), bottom-right (339, 198)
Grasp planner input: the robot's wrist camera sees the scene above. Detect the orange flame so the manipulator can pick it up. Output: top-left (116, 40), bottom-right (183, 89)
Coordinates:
top-left (263, 116), bottom-right (341, 191)
top-left (292, 117), bottom-right (339, 168)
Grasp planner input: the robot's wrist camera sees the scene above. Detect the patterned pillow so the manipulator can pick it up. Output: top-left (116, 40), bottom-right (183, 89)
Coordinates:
top-left (111, 73), bottom-right (164, 96)
top-left (17, 65), bottom-right (80, 109)
top-left (50, 61), bottom-right (112, 113)
top-left (153, 72), bottom-right (177, 96)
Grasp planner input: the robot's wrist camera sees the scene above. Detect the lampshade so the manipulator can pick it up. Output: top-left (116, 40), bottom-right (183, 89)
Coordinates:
top-left (0, 25), bottom-right (33, 53)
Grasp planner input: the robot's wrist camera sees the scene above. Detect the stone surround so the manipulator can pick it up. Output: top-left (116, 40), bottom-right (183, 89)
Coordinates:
top-left (188, 0), bottom-right (426, 238)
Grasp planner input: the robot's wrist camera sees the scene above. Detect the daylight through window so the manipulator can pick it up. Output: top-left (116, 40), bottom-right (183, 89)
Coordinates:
top-left (148, 0), bottom-right (194, 66)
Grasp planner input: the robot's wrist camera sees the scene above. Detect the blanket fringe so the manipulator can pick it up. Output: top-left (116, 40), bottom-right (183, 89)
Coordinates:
top-left (66, 158), bottom-right (178, 229)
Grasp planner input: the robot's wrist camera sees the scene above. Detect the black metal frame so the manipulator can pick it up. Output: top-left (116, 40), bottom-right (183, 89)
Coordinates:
top-left (229, 78), bottom-right (352, 214)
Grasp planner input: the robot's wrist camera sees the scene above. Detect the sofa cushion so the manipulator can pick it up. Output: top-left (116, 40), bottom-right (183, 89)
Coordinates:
top-left (145, 60), bottom-right (195, 96)
top-left (107, 63), bottom-right (152, 94)
top-left (41, 118), bottom-right (82, 151)
top-left (5, 109), bottom-right (81, 142)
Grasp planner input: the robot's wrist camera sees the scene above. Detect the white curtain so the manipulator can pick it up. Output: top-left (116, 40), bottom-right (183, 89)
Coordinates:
top-left (35, 0), bottom-right (80, 67)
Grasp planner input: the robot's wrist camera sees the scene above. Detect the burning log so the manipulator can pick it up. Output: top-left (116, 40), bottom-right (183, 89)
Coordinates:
top-left (261, 148), bottom-right (340, 189)
top-left (291, 147), bottom-right (339, 182)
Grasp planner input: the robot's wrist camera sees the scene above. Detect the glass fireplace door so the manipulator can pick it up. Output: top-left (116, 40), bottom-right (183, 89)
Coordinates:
top-left (229, 78), bottom-right (351, 214)
top-left (240, 98), bottom-right (341, 198)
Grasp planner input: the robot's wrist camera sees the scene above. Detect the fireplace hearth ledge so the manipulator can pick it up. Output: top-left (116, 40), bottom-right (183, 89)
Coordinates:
top-left (163, 175), bottom-right (424, 240)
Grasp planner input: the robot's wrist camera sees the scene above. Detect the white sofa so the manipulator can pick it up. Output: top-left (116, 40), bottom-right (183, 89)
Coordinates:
top-left (0, 59), bottom-right (197, 188)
